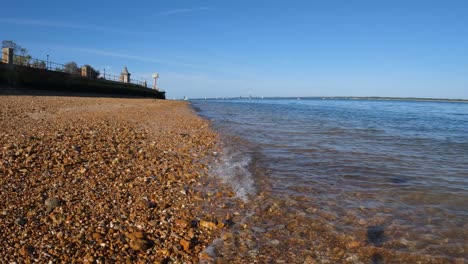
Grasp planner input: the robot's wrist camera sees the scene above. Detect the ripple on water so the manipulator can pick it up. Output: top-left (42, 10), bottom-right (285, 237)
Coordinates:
top-left (193, 99), bottom-right (468, 262)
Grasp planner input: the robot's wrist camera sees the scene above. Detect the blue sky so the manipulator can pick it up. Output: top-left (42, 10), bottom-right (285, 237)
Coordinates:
top-left (1, 0), bottom-right (468, 99)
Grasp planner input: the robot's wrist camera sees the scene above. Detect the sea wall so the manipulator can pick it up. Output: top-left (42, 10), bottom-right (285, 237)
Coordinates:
top-left (0, 63), bottom-right (165, 99)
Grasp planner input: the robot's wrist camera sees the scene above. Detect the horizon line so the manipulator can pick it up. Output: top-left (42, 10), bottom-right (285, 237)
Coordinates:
top-left (188, 96), bottom-right (468, 102)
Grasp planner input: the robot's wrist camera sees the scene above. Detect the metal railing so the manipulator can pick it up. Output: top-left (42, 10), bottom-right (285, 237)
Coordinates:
top-left (1, 52), bottom-right (159, 90)
top-left (8, 53), bottom-right (70, 73)
top-left (100, 71), bottom-right (147, 87)
top-left (101, 72), bottom-right (120, 82)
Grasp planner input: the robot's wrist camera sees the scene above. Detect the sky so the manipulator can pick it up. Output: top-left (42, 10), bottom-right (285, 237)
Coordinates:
top-left (1, 0), bottom-right (468, 99)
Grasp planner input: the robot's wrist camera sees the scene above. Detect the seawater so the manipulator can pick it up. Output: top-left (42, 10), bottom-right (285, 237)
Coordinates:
top-left (192, 98), bottom-right (468, 262)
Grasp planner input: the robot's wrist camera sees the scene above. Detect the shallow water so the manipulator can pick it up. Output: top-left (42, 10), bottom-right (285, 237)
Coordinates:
top-left (193, 98), bottom-right (468, 262)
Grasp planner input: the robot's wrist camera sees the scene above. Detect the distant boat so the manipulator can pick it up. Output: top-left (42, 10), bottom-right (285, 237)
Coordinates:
top-left (297, 98), bottom-right (301, 100)
top-left (261, 96), bottom-right (264, 99)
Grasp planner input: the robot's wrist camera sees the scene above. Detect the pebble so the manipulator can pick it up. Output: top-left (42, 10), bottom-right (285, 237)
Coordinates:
top-left (15, 217), bottom-right (26, 226)
top-left (180, 239), bottom-right (191, 253)
top-left (346, 241), bottom-right (360, 249)
top-left (251, 226), bottom-right (266, 233)
top-left (44, 197), bottom-right (61, 211)
top-left (19, 245), bottom-right (34, 256)
top-left (199, 220), bottom-right (217, 229)
top-left (129, 238), bottom-right (153, 251)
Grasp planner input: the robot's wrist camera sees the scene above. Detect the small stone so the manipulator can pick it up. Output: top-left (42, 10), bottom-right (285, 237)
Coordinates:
top-left (199, 220), bottom-right (217, 229)
top-left (92, 232), bottom-right (103, 241)
top-left (251, 226), bottom-right (266, 233)
top-left (304, 256), bottom-right (317, 264)
top-left (175, 219), bottom-right (188, 228)
top-left (129, 238), bottom-right (153, 251)
top-left (19, 245), bottom-right (34, 256)
top-left (269, 239), bottom-right (280, 245)
top-left (199, 252), bottom-right (213, 261)
top-left (45, 197), bottom-right (61, 210)
top-left (145, 201), bottom-right (157, 209)
top-left (187, 229), bottom-right (195, 239)
top-left (346, 241), bottom-right (360, 249)
top-left (127, 231), bottom-right (144, 241)
top-left (286, 221), bottom-right (297, 231)
top-left (358, 219), bottom-right (367, 225)
top-left (83, 254), bottom-right (94, 263)
top-left (180, 239), bottom-right (191, 253)
top-left (126, 257), bottom-right (133, 264)
top-left (15, 217), bottom-right (27, 226)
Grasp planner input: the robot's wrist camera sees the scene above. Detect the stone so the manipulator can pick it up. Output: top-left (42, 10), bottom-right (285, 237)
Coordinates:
top-left (180, 239), bottom-right (191, 253)
top-left (199, 252), bottom-right (213, 261)
top-left (45, 197), bottom-right (62, 210)
top-left (19, 245), bottom-right (34, 256)
top-left (175, 219), bottom-right (188, 228)
top-left (269, 239), bottom-right (280, 246)
top-left (92, 232), bottom-right (103, 241)
top-left (346, 241), bottom-right (360, 249)
top-left (199, 220), bottom-right (217, 229)
top-left (358, 219), bottom-right (367, 225)
top-left (15, 217), bottom-right (26, 226)
top-left (127, 231), bottom-right (144, 240)
top-left (145, 201), bottom-right (157, 208)
top-left (251, 226), bottom-right (266, 233)
top-left (129, 238), bottom-right (153, 251)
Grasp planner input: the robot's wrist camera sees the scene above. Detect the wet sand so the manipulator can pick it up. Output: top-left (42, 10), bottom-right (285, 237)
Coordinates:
top-left (0, 96), bottom-right (239, 263)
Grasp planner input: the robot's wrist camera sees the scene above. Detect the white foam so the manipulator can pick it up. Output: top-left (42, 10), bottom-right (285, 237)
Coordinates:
top-left (210, 147), bottom-right (255, 201)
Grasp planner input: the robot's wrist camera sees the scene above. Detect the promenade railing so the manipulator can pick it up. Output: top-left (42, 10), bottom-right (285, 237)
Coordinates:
top-left (2, 51), bottom-right (157, 90)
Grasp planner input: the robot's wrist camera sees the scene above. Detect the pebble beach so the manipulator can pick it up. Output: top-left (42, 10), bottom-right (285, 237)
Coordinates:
top-left (0, 96), bottom-right (240, 263)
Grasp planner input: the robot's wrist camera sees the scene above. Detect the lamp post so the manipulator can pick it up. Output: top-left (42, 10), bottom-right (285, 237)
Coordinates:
top-left (152, 73), bottom-right (159, 90)
top-left (46, 54), bottom-right (49, 70)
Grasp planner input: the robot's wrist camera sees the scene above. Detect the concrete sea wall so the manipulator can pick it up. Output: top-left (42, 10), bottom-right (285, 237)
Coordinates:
top-left (0, 63), bottom-right (165, 99)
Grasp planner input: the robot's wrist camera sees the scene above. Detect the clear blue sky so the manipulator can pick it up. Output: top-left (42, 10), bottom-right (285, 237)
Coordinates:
top-left (2, 0), bottom-right (467, 99)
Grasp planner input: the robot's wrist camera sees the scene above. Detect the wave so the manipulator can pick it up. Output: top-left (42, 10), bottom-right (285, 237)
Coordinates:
top-left (209, 146), bottom-right (256, 202)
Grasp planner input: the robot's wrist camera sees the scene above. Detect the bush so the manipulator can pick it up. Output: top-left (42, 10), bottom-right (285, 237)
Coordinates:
top-left (64, 62), bottom-right (80, 75)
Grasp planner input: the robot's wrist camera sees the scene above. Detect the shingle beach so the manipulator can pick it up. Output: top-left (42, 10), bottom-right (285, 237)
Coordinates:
top-left (0, 96), bottom-right (238, 263)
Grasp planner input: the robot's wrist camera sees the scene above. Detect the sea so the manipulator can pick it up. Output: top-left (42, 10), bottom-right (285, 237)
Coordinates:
top-left (191, 98), bottom-right (468, 263)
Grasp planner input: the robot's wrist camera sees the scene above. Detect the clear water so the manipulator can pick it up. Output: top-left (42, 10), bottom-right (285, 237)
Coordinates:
top-left (192, 98), bottom-right (468, 261)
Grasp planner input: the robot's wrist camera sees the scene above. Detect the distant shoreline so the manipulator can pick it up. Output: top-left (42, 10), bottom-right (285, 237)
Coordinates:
top-left (193, 96), bottom-right (468, 103)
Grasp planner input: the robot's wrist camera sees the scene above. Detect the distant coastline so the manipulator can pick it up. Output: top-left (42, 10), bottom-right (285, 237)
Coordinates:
top-left (194, 96), bottom-right (468, 103)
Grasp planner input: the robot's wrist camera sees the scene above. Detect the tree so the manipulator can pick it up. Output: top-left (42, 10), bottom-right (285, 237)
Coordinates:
top-left (14, 55), bottom-right (31, 66)
top-left (2, 40), bottom-right (31, 65)
top-left (2, 40), bottom-right (23, 51)
top-left (82, 64), bottom-right (100, 78)
top-left (63, 61), bottom-right (80, 75)
top-left (32, 60), bottom-right (46, 69)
